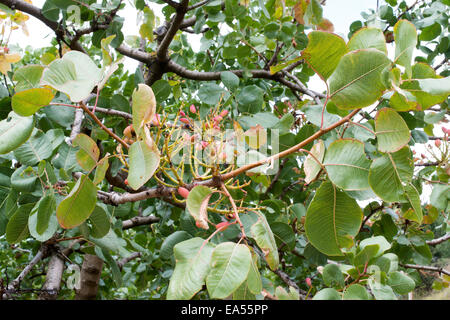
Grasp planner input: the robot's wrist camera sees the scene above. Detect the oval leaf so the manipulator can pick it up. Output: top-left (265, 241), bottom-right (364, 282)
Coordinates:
top-left (206, 242), bottom-right (252, 299)
top-left (167, 238), bottom-right (215, 300)
top-left (250, 212), bottom-right (279, 270)
top-left (323, 139), bottom-right (371, 191)
top-left (40, 51), bottom-right (103, 102)
top-left (329, 49), bottom-right (391, 109)
top-left (132, 83), bottom-right (156, 137)
top-left (305, 180), bottom-right (363, 256)
top-left (6, 204), bottom-right (34, 243)
top-left (302, 31), bottom-right (348, 81)
top-left (127, 140), bottom-right (160, 190)
top-left (72, 133), bottom-right (100, 171)
top-left (347, 27), bottom-right (387, 54)
top-left (0, 111), bottom-right (35, 154)
top-left (368, 147), bottom-right (413, 203)
top-left (56, 174), bottom-right (97, 229)
top-left (375, 108), bottom-right (410, 153)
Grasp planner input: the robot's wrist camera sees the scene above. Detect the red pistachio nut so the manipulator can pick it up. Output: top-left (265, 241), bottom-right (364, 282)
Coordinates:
top-left (177, 187), bottom-right (190, 199)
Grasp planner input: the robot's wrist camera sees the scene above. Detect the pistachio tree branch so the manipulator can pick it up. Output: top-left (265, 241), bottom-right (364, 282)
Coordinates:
top-left (166, 59), bottom-right (325, 100)
top-left (426, 233), bottom-right (450, 246)
top-left (401, 264), bottom-right (450, 276)
top-left (157, 0), bottom-right (190, 61)
top-left (79, 102), bottom-right (130, 149)
top-left (0, 0), bottom-right (86, 53)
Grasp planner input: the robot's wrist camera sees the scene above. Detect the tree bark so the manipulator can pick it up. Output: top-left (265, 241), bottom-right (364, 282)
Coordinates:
top-left (38, 253), bottom-right (65, 300)
top-left (74, 254), bottom-right (104, 300)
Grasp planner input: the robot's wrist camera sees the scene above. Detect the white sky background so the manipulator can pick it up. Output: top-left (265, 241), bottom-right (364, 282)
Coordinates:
top-left (7, 0), bottom-right (447, 203)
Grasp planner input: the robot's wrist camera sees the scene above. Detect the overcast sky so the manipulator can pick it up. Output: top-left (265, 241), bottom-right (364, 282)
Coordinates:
top-left (10, 0), bottom-right (398, 52)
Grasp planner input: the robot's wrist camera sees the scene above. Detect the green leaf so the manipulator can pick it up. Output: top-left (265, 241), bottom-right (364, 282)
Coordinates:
top-left (10, 166), bottom-right (37, 192)
top-left (167, 238), bottom-right (215, 300)
top-left (28, 200), bottom-right (58, 242)
top-left (12, 65), bottom-right (45, 92)
top-left (132, 83), bottom-right (156, 138)
top-left (127, 140), bottom-right (160, 191)
top-left (160, 231), bottom-right (192, 260)
top-left (90, 229), bottom-right (130, 257)
top-left (304, 139), bottom-right (324, 184)
top-left (368, 147), bottom-right (414, 203)
top-left (359, 236), bottom-right (391, 258)
top-left (430, 184), bottom-right (450, 211)
top-left (100, 35), bottom-right (116, 66)
top-left (232, 282), bottom-right (256, 300)
top-left (394, 20), bottom-right (417, 78)
top-left (343, 284), bottom-right (371, 300)
top-left (323, 139), bottom-right (371, 191)
top-left (41, 51), bottom-right (103, 102)
top-left (237, 85), bottom-right (264, 114)
top-left (250, 212), bottom-right (279, 270)
top-left (100, 248), bottom-right (123, 287)
top-left (302, 31), bottom-right (347, 81)
top-left (347, 27), bottom-right (388, 54)
top-left (198, 83), bottom-right (225, 106)
top-left (139, 7), bottom-right (155, 41)
top-left (14, 130), bottom-right (53, 166)
top-left (387, 271), bottom-right (415, 295)
top-left (35, 193), bottom-right (56, 235)
top-left (304, 0), bottom-right (323, 26)
top-left (151, 80), bottom-right (171, 103)
top-left (402, 182), bottom-right (423, 224)
top-left (375, 108), bottom-right (411, 153)
top-left (41, 0), bottom-right (60, 21)
top-left (0, 111), bottom-right (35, 154)
top-left (271, 222), bottom-right (296, 251)
top-left (220, 71), bottom-right (239, 91)
top-left (322, 263), bottom-right (345, 288)
top-left (305, 180), bottom-right (363, 256)
top-left (52, 142), bottom-right (79, 173)
top-left (56, 174), bottom-right (97, 229)
top-left (73, 133), bottom-right (100, 172)
top-left (246, 252), bottom-right (262, 295)
top-left (206, 242), bottom-right (252, 299)
top-left (93, 156), bottom-right (109, 185)
top-left (12, 88), bottom-right (54, 117)
top-left (312, 288), bottom-right (341, 300)
top-left (414, 76), bottom-right (450, 96)
top-left (6, 204), bottom-right (34, 243)
top-left (275, 286), bottom-right (299, 300)
top-left (354, 244), bottom-right (380, 271)
top-left (269, 56), bottom-right (302, 75)
top-left (329, 49), bottom-right (391, 109)
top-left (374, 253), bottom-right (399, 273)
top-left (88, 205), bottom-right (111, 238)
top-left (368, 278), bottom-right (397, 300)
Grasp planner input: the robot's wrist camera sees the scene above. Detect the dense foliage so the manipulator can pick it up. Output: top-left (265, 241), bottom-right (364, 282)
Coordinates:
top-left (0, 0), bottom-right (449, 300)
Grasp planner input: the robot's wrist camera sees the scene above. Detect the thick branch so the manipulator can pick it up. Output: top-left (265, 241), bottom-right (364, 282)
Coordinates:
top-left (117, 252), bottom-right (142, 270)
top-left (122, 216), bottom-right (160, 230)
top-left (167, 59), bottom-right (324, 99)
top-left (401, 264), bottom-right (450, 276)
top-left (0, 0), bottom-right (86, 52)
top-left (426, 233), bottom-right (450, 246)
top-left (116, 44), bottom-right (152, 64)
top-left (38, 253), bottom-right (65, 300)
top-left (157, 0), bottom-right (190, 61)
top-left (74, 254), bottom-right (103, 300)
